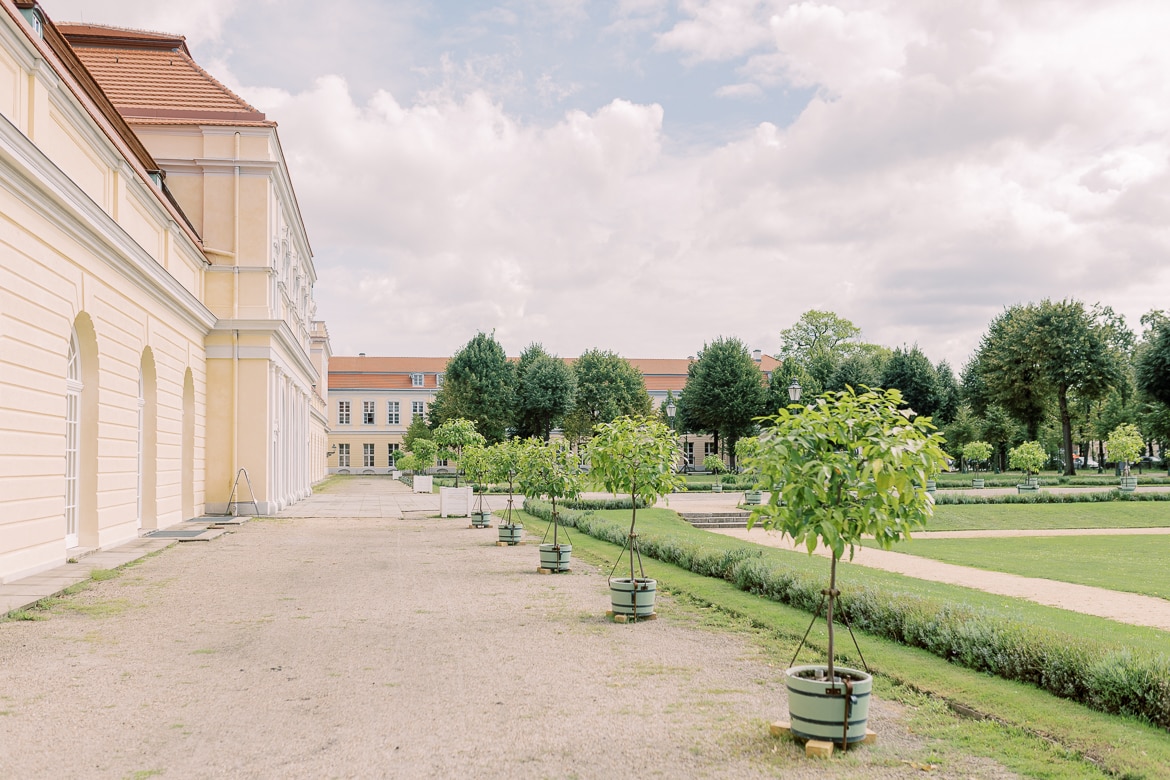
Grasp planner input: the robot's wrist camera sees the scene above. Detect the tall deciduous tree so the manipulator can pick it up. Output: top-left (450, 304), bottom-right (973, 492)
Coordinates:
top-left (880, 345), bottom-right (941, 419)
top-left (977, 300), bottom-right (1121, 475)
top-left (778, 310), bottom-right (864, 390)
top-left (1136, 319), bottom-right (1170, 408)
top-left (514, 344), bottom-right (576, 441)
top-left (678, 336), bottom-right (767, 468)
top-left (429, 331), bottom-right (516, 443)
top-left (562, 350), bottom-right (651, 441)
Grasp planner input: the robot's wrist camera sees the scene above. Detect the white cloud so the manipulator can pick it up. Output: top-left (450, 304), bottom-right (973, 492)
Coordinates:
top-left (42, 0), bottom-right (236, 47)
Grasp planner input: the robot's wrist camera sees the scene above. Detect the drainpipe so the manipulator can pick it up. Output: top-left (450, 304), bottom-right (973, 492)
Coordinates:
top-left (231, 132), bottom-right (241, 502)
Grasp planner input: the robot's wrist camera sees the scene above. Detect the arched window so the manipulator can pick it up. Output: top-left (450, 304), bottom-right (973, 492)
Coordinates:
top-left (65, 331), bottom-right (81, 548)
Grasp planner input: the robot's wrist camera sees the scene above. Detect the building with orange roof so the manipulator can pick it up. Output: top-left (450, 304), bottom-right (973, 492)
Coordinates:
top-left (326, 352), bottom-right (779, 473)
top-left (0, 2), bottom-right (329, 583)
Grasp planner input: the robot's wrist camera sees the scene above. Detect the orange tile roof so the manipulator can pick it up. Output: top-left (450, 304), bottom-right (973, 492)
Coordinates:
top-left (59, 24), bottom-right (271, 126)
top-left (328, 354), bottom-right (780, 394)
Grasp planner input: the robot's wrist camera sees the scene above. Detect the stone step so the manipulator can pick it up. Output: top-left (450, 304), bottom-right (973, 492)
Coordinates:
top-left (680, 511), bottom-right (752, 529)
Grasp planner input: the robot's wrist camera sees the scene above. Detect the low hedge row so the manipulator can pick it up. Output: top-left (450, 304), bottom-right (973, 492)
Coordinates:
top-left (934, 491), bottom-right (1170, 505)
top-left (523, 498), bottom-right (1170, 730)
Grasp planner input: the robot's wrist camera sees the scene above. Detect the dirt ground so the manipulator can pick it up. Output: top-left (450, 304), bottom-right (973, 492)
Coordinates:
top-left (0, 480), bottom-right (1019, 779)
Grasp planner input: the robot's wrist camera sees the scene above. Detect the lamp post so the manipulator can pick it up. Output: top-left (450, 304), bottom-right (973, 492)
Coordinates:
top-left (666, 400), bottom-right (684, 472)
top-left (788, 379), bottom-right (802, 404)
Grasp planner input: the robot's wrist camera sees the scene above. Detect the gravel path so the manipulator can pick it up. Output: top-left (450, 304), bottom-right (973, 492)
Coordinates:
top-left (0, 478), bottom-right (1018, 779)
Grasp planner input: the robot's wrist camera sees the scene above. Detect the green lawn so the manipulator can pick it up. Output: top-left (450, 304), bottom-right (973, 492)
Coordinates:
top-left (927, 501), bottom-right (1170, 531)
top-left (870, 534), bottom-right (1170, 600)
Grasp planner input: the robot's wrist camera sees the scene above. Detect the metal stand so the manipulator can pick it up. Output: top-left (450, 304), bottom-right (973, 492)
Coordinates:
top-left (221, 468), bottom-right (258, 517)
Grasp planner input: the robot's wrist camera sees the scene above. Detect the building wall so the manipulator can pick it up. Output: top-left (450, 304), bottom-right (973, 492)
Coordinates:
top-left (0, 7), bottom-right (214, 581)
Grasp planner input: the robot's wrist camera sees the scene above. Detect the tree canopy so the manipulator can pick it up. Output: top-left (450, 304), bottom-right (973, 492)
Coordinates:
top-left (429, 331), bottom-right (516, 443)
top-left (514, 343), bottom-right (576, 441)
top-left (677, 336), bottom-right (767, 467)
top-left (562, 350), bottom-right (651, 440)
top-left (880, 345), bottom-right (942, 420)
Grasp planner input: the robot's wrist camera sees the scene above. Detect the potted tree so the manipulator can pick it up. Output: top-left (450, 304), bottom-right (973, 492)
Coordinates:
top-left (702, 454), bottom-right (725, 492)
top-left (1008, 440), bottom-right (1046, 493)
top-left (406, 438), bottom-right (438, 494)
top-left (743, 387), bottom-right (948, 750)
top-left (1106, 423), bottom-right (1143, 493)
top-left (433, 418), bottom-right (486, 489)
top-left (589, 416), bottom-right (684, 621)
top-left (962, 440), bottom-right (992, 489)
top-left (518, 437), bottom-right (583, 571)
top-left (736, 437), bottom-right (763, 505)
top-left (490, 440), bottom-right (524, 545)
top-left (459, 443), bottom-right (495, 528)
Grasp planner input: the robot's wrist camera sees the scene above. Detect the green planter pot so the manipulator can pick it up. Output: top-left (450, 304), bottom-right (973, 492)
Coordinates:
top-left (925, 480), bottom-right (937, 494)
top-left (1017, 484), bottom-right (1039, 494)
top-left (971, 478), bottom-right (984, 489)
top-left (471, 511), bottom-right (492, 527)
top-left (498, 524), bottom-right (523, 545)
top-left (1119, 476), bottom-right (1138, 493)
top-left (786, 665), bottom-right (872, 746)
top-left (744, 490), bottom-right (762, 505)
top-left (711, 483), bottom-right (723, 493)
top-left (610, 577), bottom-right (657, 618)
top-left (538, 543), bottom-right (571, 572)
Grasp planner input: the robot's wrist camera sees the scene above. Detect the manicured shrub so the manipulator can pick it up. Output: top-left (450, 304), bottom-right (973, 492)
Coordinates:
top-left (934, 491), bottom-right (1170, 505)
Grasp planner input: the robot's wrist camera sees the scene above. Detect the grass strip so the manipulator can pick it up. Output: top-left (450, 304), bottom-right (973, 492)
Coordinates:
top-left (518, 510), bottom-right (1169, 779)
top-left (928, 502), bottom-right (1170, 531)
top-left (866, 535), bottom-right (1170, 600)
top-left (934, 491), bottom-right (1170, 505)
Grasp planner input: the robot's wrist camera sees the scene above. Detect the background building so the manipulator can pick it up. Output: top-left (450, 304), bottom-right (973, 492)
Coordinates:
top-left (0, 2), bottom-right (328, 583)
top-left (325, 353), bottom-right (780, 473)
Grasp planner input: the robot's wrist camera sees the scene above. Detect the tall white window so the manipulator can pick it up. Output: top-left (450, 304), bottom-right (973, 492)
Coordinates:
top-left (410, 373), bottom-right (424, 387)
top-left (387, 401), bottom-right (400, 425)
top-left (363, 443), bottom-right (375, 467)
top-left (704, 442), bottom-right (717, 457)
top-left (388, 443), bottom-right (400, 463)
top-left (436, 373), bottom-right (445, 387)
top-left (64, 332), bottom-right (81, 548)
top-left (411, 400), bottom-right (425, 419)
top-left (337, 443), bottom-right (350, 467)
top-left (338, 400), bottom-right (351, 425)
top-left (683, 441), bottom-right (694, 466)
top-left (362, 400), bottom-right (375, 425)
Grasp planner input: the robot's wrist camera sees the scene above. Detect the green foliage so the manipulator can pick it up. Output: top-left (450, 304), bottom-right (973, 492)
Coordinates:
top-left (825, 347), bottom-right (887, 393)
top-left (1106, 423), bottom-right (1144, 474)
top-left (961, 440), bottom-right (993, 471)
top-left (778, 309), bottom-right (863, 387)
top-left (1135, 319), bottom-right (1170, 408)
top-left (701, 454), bottom-right (724, 473)
top-left (1008, 440), bottom-right (1047, 476)
top-left (934, 489), bottom-right (1170, 505)
top-left (402, 414), bottom-right (432, 453)
top-left (406, 438), bottom-right (438, 472)
top-left (429, 331), bottom-right (515, 443)
top-left (744, 386), bottom-right (949, 560)
top-left (942, 402), bottom-right (982, 454)
top-left (587, 416), bottom-right (684, 534)
top-left (432, 418), bottom-right (486, 485)
top-left (514, 344), bottom-right (576, 440)
top-left (458, 444), bottom-right (492, 490)
top-left (516, 437), bottom-right (583, 504)
top-left (977, 300), bottom-right (1122, 476)
top-left (677, 337), bottom-right (767, 467)
top-left (562, 350), bottom-right (651, 440)
top-left (880, 344), bottom-right (942, 419)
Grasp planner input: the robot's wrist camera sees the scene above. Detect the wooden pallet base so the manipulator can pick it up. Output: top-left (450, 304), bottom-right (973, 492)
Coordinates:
top-left (769, 721), bottom-right (876, 752)
top-left (537, 567), bottom-right (571, 574)
top-left (468, 524), bottom-right (492, 529)
top-left (608, 611), bottom-right (657, 623)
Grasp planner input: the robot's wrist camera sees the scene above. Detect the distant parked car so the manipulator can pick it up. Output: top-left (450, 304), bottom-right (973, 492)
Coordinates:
top-left (1138, 455), bottom-right (1164, 468)
top-left (1073, 456), bottom-right (1098, 469)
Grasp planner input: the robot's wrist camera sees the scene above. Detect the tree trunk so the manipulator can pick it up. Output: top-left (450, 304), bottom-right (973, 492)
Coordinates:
top-left (1058, 388), bottom-right (1075, 476)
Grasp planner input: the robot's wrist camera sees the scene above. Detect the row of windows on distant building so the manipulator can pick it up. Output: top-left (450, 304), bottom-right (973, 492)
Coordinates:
top-left (336, 442), bottom-right (401, 468)
top-left (337, 400), bottom-right (425, 426)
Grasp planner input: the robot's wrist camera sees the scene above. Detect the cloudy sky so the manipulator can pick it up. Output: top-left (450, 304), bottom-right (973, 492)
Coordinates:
top-left (46, 0), bottom-right (1170, 367)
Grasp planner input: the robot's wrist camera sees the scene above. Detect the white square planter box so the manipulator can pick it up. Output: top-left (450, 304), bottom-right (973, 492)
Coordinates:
top-left (440, 486), bottom-right (474, 517)
top-left (413, 475), bottom-right (433, 493)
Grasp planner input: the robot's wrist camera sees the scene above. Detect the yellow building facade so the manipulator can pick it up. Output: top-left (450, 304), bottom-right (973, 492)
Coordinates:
top-left (0, 2), bottom-right (329, 583)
